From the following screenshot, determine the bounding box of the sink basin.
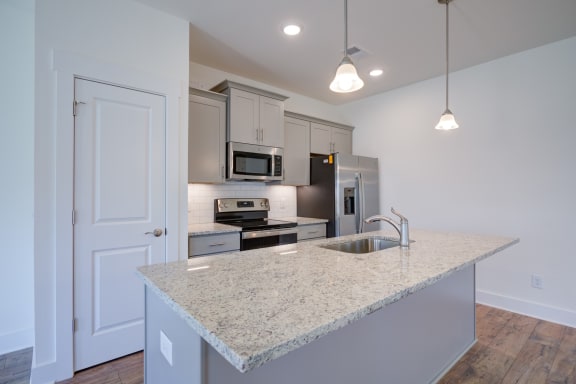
[320,236,401,254]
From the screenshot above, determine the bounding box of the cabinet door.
[188,95,226,183]
[332,127,352,154]
[297,223,326,241]
[283,117,310,186]
[260,96,285,147]
[310,122,332,155]
[229,88,259,144]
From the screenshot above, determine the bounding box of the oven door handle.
[241,228,297,240]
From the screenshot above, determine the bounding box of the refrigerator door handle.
[356,172,365,233]
[354,173,359,233]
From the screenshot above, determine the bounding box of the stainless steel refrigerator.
[297,153,380,238]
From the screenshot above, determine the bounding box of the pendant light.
[330,0,364,93]
[435,0,459,130]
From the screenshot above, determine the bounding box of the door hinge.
[73,100,86,117]
[72,209,76,225]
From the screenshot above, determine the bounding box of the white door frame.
[34,50,187,381]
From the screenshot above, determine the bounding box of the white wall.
[0,0,35,355]
[33,1,189,382]
[341,37,576,327]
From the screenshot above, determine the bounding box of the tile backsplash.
[188,183,297,224]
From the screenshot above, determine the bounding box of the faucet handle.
[391,207,408,223]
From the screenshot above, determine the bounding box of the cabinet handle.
[260,128,264,143]
[308,231,318,234]
[209,242,226,247]
[221,166,225,178]
[256,129,260,142]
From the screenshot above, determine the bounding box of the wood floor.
[2,305,574,384]
[56,351,143,384]
[438,304,576,384]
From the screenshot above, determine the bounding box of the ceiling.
[134,0,576,105]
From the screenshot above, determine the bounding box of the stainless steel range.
[214,198,297,251]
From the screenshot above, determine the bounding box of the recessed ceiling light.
[370,69,384,77]
[283,25,301,36]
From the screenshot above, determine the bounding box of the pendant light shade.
[330,0,364,93]
[330,56,364,93]
[435,0,459,130]
[435,109,459,130]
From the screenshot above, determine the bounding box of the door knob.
[145,228,163,237]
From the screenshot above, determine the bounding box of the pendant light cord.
[435,0,459,129]
[444,0,450,111]
[344,0,348,56]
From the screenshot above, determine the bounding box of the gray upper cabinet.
[283,114,310,186]
[331,126,353,154]
[211,80,288,148]
[310,122,353,155]
[188,88,227,183]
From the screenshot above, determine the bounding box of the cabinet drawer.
[189,233,240,257]
[297,224,326,241]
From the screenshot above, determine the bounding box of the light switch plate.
[160,330,173,366]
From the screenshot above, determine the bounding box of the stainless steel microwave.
[227,142,283,181]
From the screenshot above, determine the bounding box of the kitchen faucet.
[364,208,410,248]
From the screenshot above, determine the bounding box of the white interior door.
[73,78,166,370]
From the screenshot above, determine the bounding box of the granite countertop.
[137,229,518,373]
[187,222,241,236]
[277,216,328,225]
[187,217,327,236]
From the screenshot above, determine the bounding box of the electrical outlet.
[160,330,173,366]
[531,274,543,289]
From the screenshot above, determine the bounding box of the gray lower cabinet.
[188,88,227,183]
[188,233,240,257]
[283,115,310,186]
[297,223,326,242]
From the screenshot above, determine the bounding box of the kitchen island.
[137,229,518,384]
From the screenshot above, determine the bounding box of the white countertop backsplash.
[187,183,297,224]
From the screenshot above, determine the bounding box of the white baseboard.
[477,290,576,328]
[0,328,33,355]
[30,360,58,384]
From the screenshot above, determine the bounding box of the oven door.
[241,228,297,251]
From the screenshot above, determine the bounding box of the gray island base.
[138,229,518,384]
